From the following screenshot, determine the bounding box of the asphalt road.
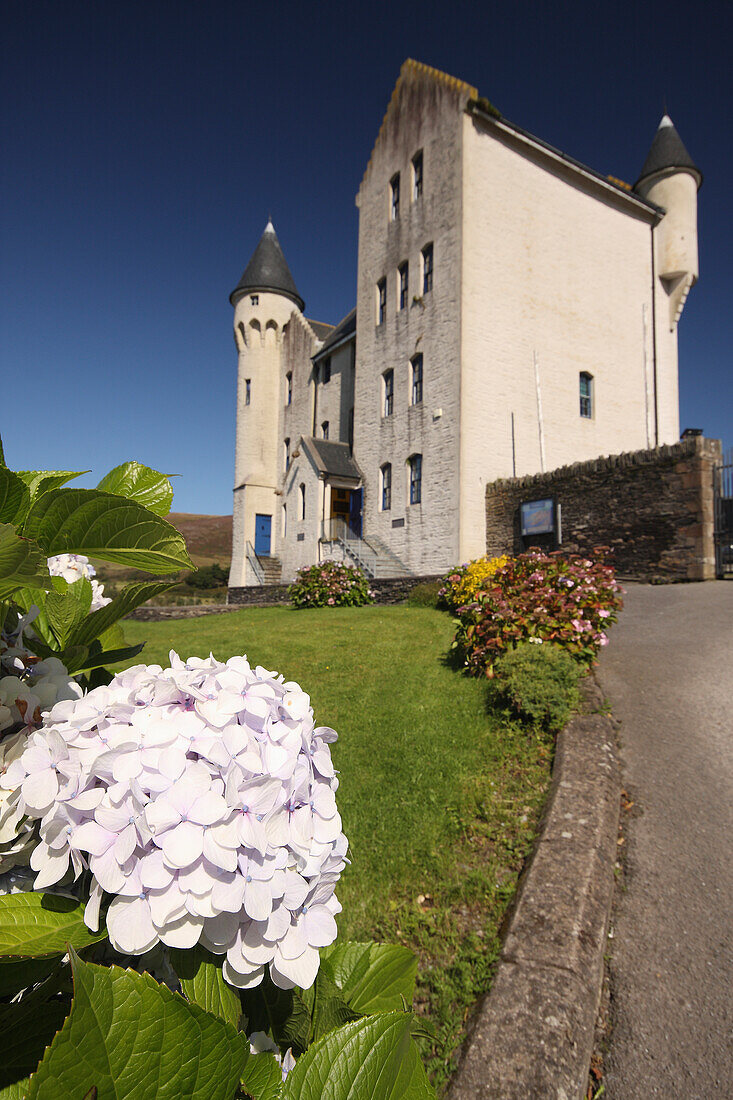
[596,581,733,1098]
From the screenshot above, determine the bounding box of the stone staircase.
[258,556,282,584]
[362,535,412,578]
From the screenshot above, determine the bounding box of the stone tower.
[636,115,702,328]
[228,221,305,587]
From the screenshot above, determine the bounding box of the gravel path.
[597,581,733,1098]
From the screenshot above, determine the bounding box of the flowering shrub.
[439,555,510,610]
[452,550,623,675]
[289,560,373,609]
[47,552,112,611]
[2,651,346,991]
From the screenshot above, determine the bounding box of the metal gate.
[713,447,733,578]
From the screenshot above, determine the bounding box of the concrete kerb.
[447,678,620,1100]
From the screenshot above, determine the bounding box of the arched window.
[321,421,329,440]
[380,463,392,511]
[408,454,422,505]
[299,483,306,521]
[284,438,290,473]
[286,372,292,405]
[579,372,593,418]
[282,504,287,538]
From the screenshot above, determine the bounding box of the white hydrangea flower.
[47,553,112,611]
[1,653,347,991]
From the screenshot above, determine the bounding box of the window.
[299,483,306,520]
[390,173,400,220]
[409,454,422,505]
[323,357,331,384]
[377,278,387,325]
[245,379,251,405]
[321,421,329,440]
[282,504,287,538]
[412,151,423,200]
[381,463,392,511]
[250,295,259,306]
[579,372,593,418]
[422,244,433,294]
[284,438,290,473]
[398,262,409,311]
[411,354,423,405]
[286,372,292,405]
[383,369,394,417]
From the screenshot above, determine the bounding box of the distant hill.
[166,513,232,568]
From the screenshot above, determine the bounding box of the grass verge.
[118,605,554,1093]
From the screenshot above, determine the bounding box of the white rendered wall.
[460,115,662,561]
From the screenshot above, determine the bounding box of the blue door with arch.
[255,513,271,557]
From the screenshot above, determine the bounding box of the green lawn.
[119,605,554,1092]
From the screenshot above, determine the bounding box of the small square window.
[390,173,400,221]
[411,355,423,405]
[381,463,392,511]
[250,295,259,306]
[245,379,251,405]
[377,278,387,325]
[383,370,394,417]
[412,151,423,200]
[323,358,331,384]
[409,454,422,505]
[579,372,593,418]
[398,262,409,311]
[422,244,433,294]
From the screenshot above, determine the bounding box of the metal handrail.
[246,541,265,585]
[320,519,378,577]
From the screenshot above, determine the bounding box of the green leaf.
[0,469,31,525]
[28,954,248,1100]
[44,590,89,647]
[0,434,5,466]
[0,1078,30,1099]
[14,472,87,517]
[240,1052,284,1100]
[240,972,312,1056]
[65,641,144,676]
[322,942,418,1015]
[0,893,107,958]
[0,996,69,1088]
[169,944,242,1030]
[0,525,52,600]
[64,581,175,649]
[281,1012,435,1100]
[308,959,361,1043]
[95,462,174,517]
[22,489,193,574]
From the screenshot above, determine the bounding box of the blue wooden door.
[254,513,271,556]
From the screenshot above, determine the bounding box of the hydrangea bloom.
[1,652,347,991]
[47,553,111,612]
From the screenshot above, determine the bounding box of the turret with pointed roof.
[636,115,702,190]
[230,221,305,311]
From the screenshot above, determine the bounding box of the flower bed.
[288,561,373,609]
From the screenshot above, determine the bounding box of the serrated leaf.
[22,489,193,574]
[0,997,69,1088]
[0,893,107,958]
[308,959,361,1043]
[66,641,144,676]
[64,580,175,649]
[322,942,417,1014]
[14,472,87,517]
[0,468,30,525]
[240,972,312,1056]
[28,954,248,1100]
[45,590,89,647]
[281,1012,435,1100]
[240,1052,284,1100]
[95,462,174,517]
[170,944,242,1030]
[0,525,52,600]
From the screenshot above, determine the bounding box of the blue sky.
[2,0,730,515]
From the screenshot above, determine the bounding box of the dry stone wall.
[485,436,721,581]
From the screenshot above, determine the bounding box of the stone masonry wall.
[485,436,721,581]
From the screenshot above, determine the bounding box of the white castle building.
[228,59,701,588]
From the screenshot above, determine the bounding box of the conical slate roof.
[636,115,701,189]
[229,221,305,310]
